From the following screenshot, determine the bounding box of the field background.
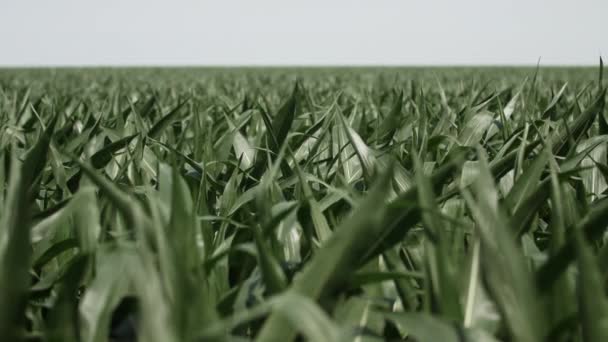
[1,67,607,342]
[0,66,599,90]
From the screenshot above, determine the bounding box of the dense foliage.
[1,66,607,341]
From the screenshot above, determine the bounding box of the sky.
[1,0,607,66]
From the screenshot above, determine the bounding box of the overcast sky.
[1,0,606,66]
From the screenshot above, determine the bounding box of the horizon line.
[0,63,601,69]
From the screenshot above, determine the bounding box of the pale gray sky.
[1,0,606,66]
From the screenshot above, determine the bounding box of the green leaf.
[256,167,394,341]
[537,196,608,291]
[90,133,139,169]
[413,154,461,321]
[458,111,493,146]
[147,99,189,139]
[546,152,577,329]
[79,247,134,342]
[383,312,459,342]
[461,148,547,342]
[46,255,89,342]
[0,116,57,340]
[573,225,608,341]
[504,149,549,214]
[375,90,403,145]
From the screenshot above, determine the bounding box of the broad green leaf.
[383,312,459,342]
[458,111,493,146]
[414,155,461,321]
[147,99,189,139]
[0,116,57,340]
[573,226,608,342]
[256,167,393,341]
[461,148,547,342]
